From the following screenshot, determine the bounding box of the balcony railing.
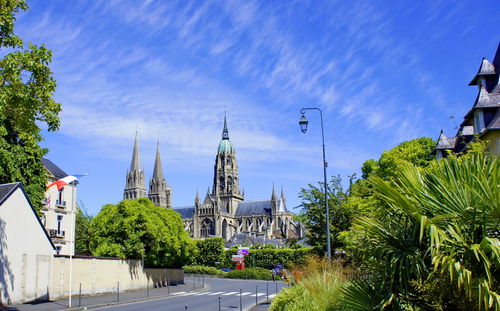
[49,229,65,238]
[55,200,66,208]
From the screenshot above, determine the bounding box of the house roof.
[0,182,56,250]
[173,206,195,218]
[469,58,497,85]
[433,130,457,151]
[42,158,68,179]
[235,200,272,216]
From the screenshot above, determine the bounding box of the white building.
[41,158,77,256]
[0,182,55,304]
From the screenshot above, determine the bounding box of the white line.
[194,292,210,296]
[269,294,276,298]
[207,291,225,296]
[222,292,238,296]
[240,292,252,296]
[171,291,187,295]
[256,293,266,297]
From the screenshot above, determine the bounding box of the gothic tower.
[212,116,243,214]
[124,132,147,200]
[148,142,172,208]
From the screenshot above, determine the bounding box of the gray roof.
[173,207,195,218]
[235,200,272,216]
[472,87,500,109]
[0,182,19,204]
[486,109,500,130]
[460,125,474,136]
[434,131,456,150]
[42,158,68,179]
[469,58,496,85]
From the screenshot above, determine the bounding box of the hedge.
[224,267,274,280]
[183,265,225,276]
[222,248,313,269]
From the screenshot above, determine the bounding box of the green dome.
[218,139,234,153]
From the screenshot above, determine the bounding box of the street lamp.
[299,107,331,260]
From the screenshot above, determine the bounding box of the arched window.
[222,219,228,240]
[200,218,215,238]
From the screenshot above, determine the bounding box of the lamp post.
[299,107,331,260]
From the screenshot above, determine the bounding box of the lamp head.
[299,114,308,134]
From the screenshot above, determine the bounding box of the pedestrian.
[272,268,276,282]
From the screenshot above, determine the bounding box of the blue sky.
[16,0,500,215]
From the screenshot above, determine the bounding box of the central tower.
[212,116,243,214]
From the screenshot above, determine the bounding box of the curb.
[63,281,209,311]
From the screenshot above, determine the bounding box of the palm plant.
[341,154,499,310]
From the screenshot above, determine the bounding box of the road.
[93,277,286,311]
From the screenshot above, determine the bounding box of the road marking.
[256,293,266,296]
[240,292,252,296]
[208,291,225,296]
[194,291,210,295]
[172,291,187,295]
[222,291,238,296]
[269,294,276,298]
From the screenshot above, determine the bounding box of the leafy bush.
[224,267,274,280]
[191,238,225,266]
[183,265,225,276]
[222,248,313,269]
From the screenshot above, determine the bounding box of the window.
[474,110,485,133]
[58,189,64,202]
[57,215,63,233]
[55,246,61,255]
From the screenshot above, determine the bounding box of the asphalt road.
[93,277,286,311]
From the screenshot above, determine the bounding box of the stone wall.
[50,256,183,300]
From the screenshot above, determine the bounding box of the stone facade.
[173,117,298,242]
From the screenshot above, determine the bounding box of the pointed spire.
[271,182,277,201]
[152,141,164,179]
[222,114,229,140]
[281,185,285,201]
[195,189,200,204]
[130,131,141,172]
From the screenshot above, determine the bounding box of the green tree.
[0,0,61,212]
[75,207,93,255]
[299,175,350,254]
[341,154,500,310]
[89,198,195,268]
[192,237,225,266]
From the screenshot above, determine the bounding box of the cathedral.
[123,117,299,243]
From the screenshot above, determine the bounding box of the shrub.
[191,238,225,266]
[183,265,225,276]
[222,248,313,269]
[224,267,274,280]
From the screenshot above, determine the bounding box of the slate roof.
[235,200,272,216]
[472,87,500,109]
[173,206,195,218]
[469,58,497,85]
[0,182,19,204]
[42,158,68,179]
[460,125,474,136]
[434,131,457,150]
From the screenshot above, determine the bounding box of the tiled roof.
[472,87,500,109]
[0,182,20,204]
[469,58,496,85]
[42,158,68,179]
[173,207,195,218]
[235,200,272,216]
[434,131,457,150]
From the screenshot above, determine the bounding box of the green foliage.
[342,154,500,310]
[75,207,93,255]
[182,265,225,276]
[0,0,61,212]
[191,237,225,266]
[89,198,196,268]
[224,267,274,280]
[222,248,313,269]
[299,175,350,253]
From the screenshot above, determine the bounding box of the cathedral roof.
[173,206,195,218]
[235,200,272,216]
[218,139,234,154]
[130,132,142,172]
[152,142,165,180]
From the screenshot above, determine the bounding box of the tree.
[299,175,350,254]
[341,154,500,310]
[0,0,61,212]
[75,207,93,255]
[89,198,195,268]
[192,237,225,267]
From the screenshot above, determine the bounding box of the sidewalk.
[4,279,206,311]
[249,301,271,311]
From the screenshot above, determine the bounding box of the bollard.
[78,283,82,307]
[117,282,120,302]
[266,282,269,302]
[239,289,242,311]
[275,281,278,294]
[203,274,205,287]
[185,305,188,310]
[146,280,149,297]
[255,285,258,305]
[167,279,170,295]
[218,296,221,311]
[193,276,195,290]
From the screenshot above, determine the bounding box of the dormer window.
[473,110,485,133]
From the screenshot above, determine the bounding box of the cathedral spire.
[130,131,141,172]
[195,189,200,205]
[222,115,229,140]
[271,182,277,201]
[152,141,163,179]
[281,185,285,203]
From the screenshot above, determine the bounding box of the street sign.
[237,249,249,255]
[232,255,244,258]
[232,257,244,261]
[237,247,250,250]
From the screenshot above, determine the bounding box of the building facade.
[433,43,500,157]
[173,117,298,242]
[41,158,77,256]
